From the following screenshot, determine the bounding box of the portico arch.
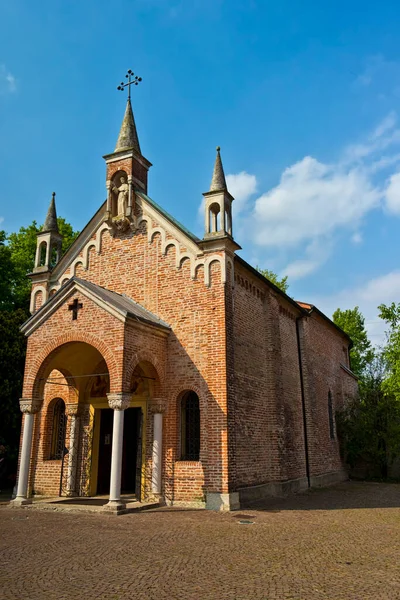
[23,332,119,400]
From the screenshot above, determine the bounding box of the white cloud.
[252,156,380,248]
[0,65,16,94]
[313,271,400,346]
[226,171,257,215]
[385,172,400,215]
[351,232,363,245]
[224,111,400,279]
[283,238,333,280]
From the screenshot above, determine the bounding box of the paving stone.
[1,481,400,600]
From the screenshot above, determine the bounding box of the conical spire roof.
[42,192,59,233]
[209,146,227,192]
[115,98,141,153]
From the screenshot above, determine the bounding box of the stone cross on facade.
[68,298,83,320]
[117,69,142,101]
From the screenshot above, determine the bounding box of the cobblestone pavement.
[1,481,400,600]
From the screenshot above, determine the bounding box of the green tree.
[0,231,18,311]
[0,309,27,462]
[377,302,400,401]
[7,218,79,310]
[256,267,289,293]
[0,218,79,469]
[332,306,374,378]
[336,353,400,479]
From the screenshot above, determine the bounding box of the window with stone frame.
[50,398,67,460]
[328,390,335,440]
[180,391,200,461]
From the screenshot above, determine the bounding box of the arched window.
[39,241,47,266]
[50,399,67,460]
[181,391,200,460]
[209,203,221,234]
[328,390,335,440]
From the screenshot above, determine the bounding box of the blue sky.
[2,0,400,342]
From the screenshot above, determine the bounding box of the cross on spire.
[117,69,142,101]
[68,298,83,321]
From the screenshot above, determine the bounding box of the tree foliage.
[377,302,400,402]
[7,218,79,310]
[0,218,79,466]
[0,309,27,459]
[336,354,400,479]
[332,306,374,378]
[0,231,18,311]
[256,267,289,293]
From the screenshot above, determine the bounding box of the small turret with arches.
[34,192,63,272]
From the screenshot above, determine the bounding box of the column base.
[103,500,126,514]
[65,491,78,497]
[206,492,240,511]
[11,497,33,507]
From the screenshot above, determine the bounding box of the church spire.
[33,192,63,276]
[209,146,227,192]
[114,98,141,154]
[42,192,59,233]
[203,146,235,240]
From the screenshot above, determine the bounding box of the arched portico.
[14,341,165,513]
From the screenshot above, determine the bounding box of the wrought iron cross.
[117,69,142,100]
[68,298,83,321]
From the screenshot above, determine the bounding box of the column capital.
[107,392,131,411]
[148,398,167,414]
[65,403,80,417]
[19,398,41,415]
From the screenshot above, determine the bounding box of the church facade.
[13,95,358,512]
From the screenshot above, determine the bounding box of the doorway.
[96,407,143,496]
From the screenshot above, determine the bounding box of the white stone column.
[106,180,112,214]
[127,175,133,216]
[104,393,131,512]
[66,404,80,497]
[13,398,41,506]
[149,399,166,496]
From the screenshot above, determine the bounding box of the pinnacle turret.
[114,98,141,154]
[42,192,59,233]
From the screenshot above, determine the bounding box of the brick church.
[13,88,358,512]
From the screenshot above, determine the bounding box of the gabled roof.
[295,300,352,345]
[21,277,170,337]
[136,191,201,243]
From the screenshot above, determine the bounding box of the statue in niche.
[111,174,129,217]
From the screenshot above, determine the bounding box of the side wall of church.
[298,312,358,482]
[231,263,307,491]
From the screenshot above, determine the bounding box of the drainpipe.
[296,316,311,488]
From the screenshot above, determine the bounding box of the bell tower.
[33,192,63,273]
[203,147,234,239]
[103,70,152,232]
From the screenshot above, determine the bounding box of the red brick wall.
[231,263,306,489]
[298,312,358,479]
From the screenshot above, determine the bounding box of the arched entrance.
[16,339,164,510]
[26,341,112,499]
